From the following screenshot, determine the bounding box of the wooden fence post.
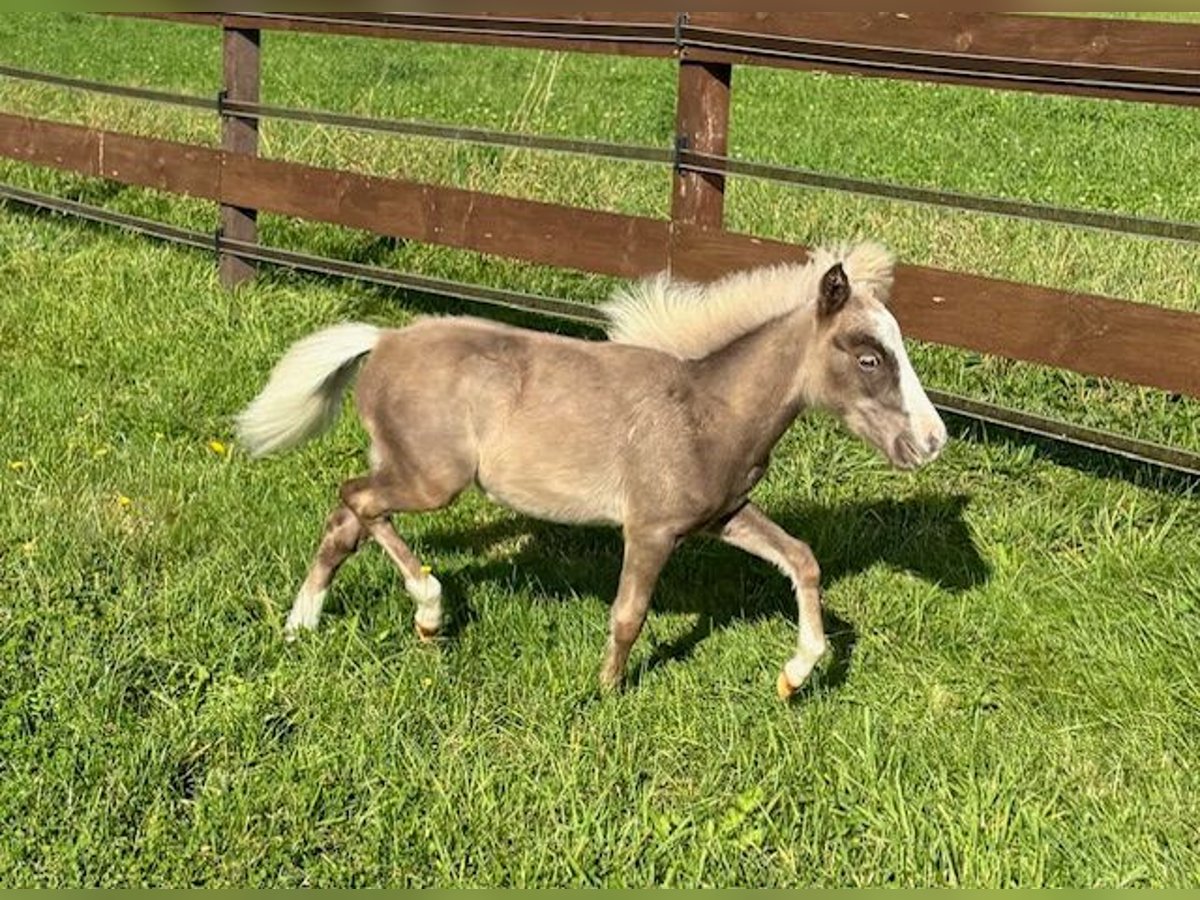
[219,22,260,288]
[670,55,732,230]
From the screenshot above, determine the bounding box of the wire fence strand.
[3,60,1197,245]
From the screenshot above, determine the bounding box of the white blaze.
[871,307,947,459]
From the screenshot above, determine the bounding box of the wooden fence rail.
[4,109,1199,398]
[129,12,1200,105]
[2,12,1200,470]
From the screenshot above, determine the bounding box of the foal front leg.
[599,527,675,691]
[719,503,827,700]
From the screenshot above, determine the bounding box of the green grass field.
[2,13,1199,888]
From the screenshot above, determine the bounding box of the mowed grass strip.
[1,13,1199,888]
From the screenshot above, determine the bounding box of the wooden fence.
[2,13,1199,472]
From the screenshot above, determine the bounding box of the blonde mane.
[603,241,895,360]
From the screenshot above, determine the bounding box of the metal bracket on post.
[214,89,228,275]
[674,12,688,57]
[673,134,690,175]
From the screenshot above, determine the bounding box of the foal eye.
[857,354,879,371]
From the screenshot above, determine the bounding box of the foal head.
[806,257,947,470]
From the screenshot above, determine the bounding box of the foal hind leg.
[719,502,827,700]
[286,505,365,638]
[340,472,465,641]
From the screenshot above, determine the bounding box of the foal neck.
[689,306,818,453]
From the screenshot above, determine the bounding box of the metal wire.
[0,60,672,167]
[0,63,217,111]
[220,99,674,167]
[677,150,1200,245]
[0,182,606,326]
[2,180,1196,479]
[0,182,214,248]
[220,237,610,327]
[682,27,1200,100]
[4,56,1195,246]
[229,12,679,47]
[219,100,1200,248]
[683,23,1200,84]
[133,13,1200,100]
[926,391,1200,479]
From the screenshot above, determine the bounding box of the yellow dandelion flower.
[117,494,133,508]
[7,460,26,472]
[421,677,433,688]
[208,439,228,456]
[420,565,432,576]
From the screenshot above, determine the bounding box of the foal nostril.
[926,430,946,456]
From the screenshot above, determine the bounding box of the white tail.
[236,322,381,458]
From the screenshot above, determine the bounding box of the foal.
[237,242,946,698]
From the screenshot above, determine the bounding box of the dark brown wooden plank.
[686,13,1200,105]
[98,132,221,198]
[0,112,221,197]
[690,13,1200,72]
[4,112,1197,397]
[669,223,1200,397]
[891,266,1200,398]
[668,221,804,281]
[671,59,731,229]
[220,24,261,287]
[218,154,669,279]
[126,12,1200,75]
[0,113,101,177]
[119,12,678,59]
[120,12,1200,106]
[0,114,666,278]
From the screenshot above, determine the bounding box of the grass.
[1,12,1200,888]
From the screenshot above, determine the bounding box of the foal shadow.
[417,492,989,696]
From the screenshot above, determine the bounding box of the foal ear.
[818,263,850,318]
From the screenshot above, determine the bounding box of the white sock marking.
[284,585,326,640]
[405,573,443,634]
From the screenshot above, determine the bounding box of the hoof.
[283,617,315,643]
[414,622,440,644]
[776,670,798,701]
[597,668,624,694]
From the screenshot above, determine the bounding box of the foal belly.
[476,460,623,526]
[471,374,628,526]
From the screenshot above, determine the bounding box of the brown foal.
[237,242,946,697]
